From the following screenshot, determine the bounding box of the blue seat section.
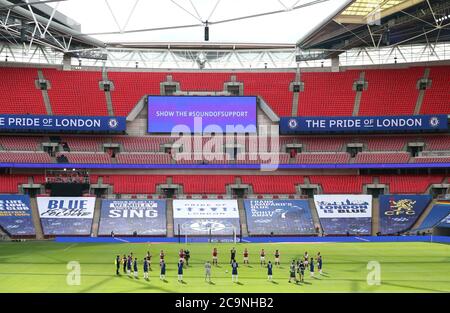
[320,218,371,235]
[415,202,450,230]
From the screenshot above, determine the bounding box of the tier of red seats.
[379,175,444,193]
[236,72,295,116]
[294,152,350,164]
[43,69,108,116]
[102,175,167,194]
[116,153,172,164]
[0,175,30,193]
[358,67,423,116]
[309,175,373,194]
[0,151,52,163]
[57,152,111,164]
[298,71,358,116]
[0,136,43,151]
[171,72,231,91]
[420,66,450,114]
[172,175,235,194]
[424,135,450,151]
[354,152,410,163]
[0,68,46,114]
[108,72,166,116]
[240,175,304,194]
[412,156,450,163]
[62,136,105,152]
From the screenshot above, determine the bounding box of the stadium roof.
[298,0,450,57]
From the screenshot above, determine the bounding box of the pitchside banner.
[0,114,126,132]
[37,197,95,235]
[379,195,431,234]
[99,200,166,235]
[147,96,257,133]
[173,199,240,235]
[280,115,448,134]
[314,195,372,218]
[244,199,315,235]
[0,195,35,236]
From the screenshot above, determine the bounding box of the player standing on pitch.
[122,254,127,274]
[160,259,166,280]
[159,250,165,264]
[274,250,280,267]
[115,255,120,275]
[267,261,273,281]
[146,251,152,270]
[212,247,218,266]
[317,252,323,275]
[230,247,236,264]
[288,260,296,283]
[143,257,149,280]
[126,255,132,276]
[204,261,212,283]
[231,259,239,283]
[133,258,138,279]
[309,257,315,277]
[184,249,191,267]
[243,248,249,264]
[260,248,266,266]
[177,259,184,282]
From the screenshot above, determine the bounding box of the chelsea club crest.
[108,118,119,129]
[429,117,439,128]
[288,119,298,129]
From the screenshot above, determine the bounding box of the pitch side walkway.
[55,235,450,244]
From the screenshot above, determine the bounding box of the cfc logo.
[288,119,298,129]
[429,117,440,128]
[108,118,119,129]
[385,199,416,216]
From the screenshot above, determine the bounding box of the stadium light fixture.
[204,20,209,41]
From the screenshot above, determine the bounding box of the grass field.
[0,241,449,293]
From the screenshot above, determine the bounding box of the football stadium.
[0,0,449,298]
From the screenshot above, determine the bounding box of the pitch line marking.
[354,237,370,242]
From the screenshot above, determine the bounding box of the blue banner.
[280,115,448,134]
[244,200,315,235]
[99,200,167,236]
[0,114,126,132]
[417,200,450,229]
[379,195,431,234]
[0,195,35,236]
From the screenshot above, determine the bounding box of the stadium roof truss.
[297,0,450,61]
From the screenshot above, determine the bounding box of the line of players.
[115,247,323,283]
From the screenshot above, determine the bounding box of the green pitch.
[0,241,449,293]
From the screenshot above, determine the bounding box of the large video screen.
[147,96,257,133]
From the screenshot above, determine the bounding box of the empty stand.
[298,71,358,116]
[171,72,230,91]
[294,152,350,164]
[172,175,234,194]
[43,69,108,116]
[236,72,295,116]
[104,175,167,194]
[379,175,444,193]
[0,136,43,151]
[354,152,410,163]
[116,152,172,164]
[359,67,423,116]
[0,151,52,163]
[108,72,166,116]
[420,66,450,114]
[309,175,373,194]
[0,68,46,114]
[62,136,105,152]
[57,152,110,164]
[0,175,29,193]
[241,175,303,194]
